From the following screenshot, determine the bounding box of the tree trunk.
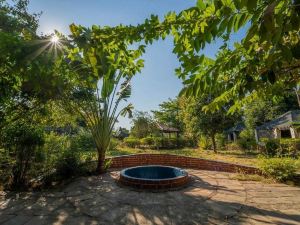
[211,134,217,153]
[96,151,106,174]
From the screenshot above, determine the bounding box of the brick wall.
[108,154,260,174]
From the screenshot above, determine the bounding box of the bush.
[108,138,119,151]
[0,122,45,189]
[216,133,226,150]
[70,130,95,152]
[260,138,300,157]
[198,136,211,150]
[258,157,298,181]
[279,138,300,157]
[140,137,154,146]
[153,137,163,149]
[237,130,257,150]
[55,150,81,178]
[226,142,241,151]
[182,137,196,148]
[123,137,140,148]
[162,137,177,149]
[261,139,280,157]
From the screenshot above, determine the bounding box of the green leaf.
[246,0,257,11]
[197,0,206,10]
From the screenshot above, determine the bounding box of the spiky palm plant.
[60,24,144,173]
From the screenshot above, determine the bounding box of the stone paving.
[0,169,300,225]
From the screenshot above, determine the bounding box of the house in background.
[156,123,180,138]
[255,110,300,142]
[226,123,245,142]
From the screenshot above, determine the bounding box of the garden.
[1,0,300,224]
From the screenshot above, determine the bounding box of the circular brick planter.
[118,165,190,190]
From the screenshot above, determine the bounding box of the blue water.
[124,166,184,179]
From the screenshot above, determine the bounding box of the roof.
[256,110,300,130]
[226,123,245,133]
[156,123,179,132]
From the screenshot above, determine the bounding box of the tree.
[0,0,66,130]
[179,95,238,152]
[244,93,299,131]
[152,98,183,132]
[130,111,156,138]
[59,24,145,173]
[178,0,300,113]
[69,0,300,113]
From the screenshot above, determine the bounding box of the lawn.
[79,147,300,171]
[106,147,260,166]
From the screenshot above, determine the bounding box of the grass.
[79,147,300,171]
[106,147,260,166]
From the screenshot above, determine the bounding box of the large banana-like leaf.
[116,78,132,101]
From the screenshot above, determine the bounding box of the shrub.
[70,130,95,152]
[279,138,300,157]
[182,137,196,148]
[55,150,81,178]
[140,137,154,146]
[108,138,119,151]
[237,130,257,150]
[216,133,226,150]
[123,137,140,148]
[261,139,280,157]
[153,137,163,149]
[0,122,45,189]
[198,136,211,150]
[226,142,240,151]
[162,137,177,149]
[258,157,298,181]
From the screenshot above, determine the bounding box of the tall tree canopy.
[179,95,239,152]
[69,0,300,112]
[152,98,183,131]
[0,0,65,129]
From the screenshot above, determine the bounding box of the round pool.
[118,165,190,190]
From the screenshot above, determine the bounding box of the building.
[255,110,300,142]
[156,123,180,138]
[226,123,245,142]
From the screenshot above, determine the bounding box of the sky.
[26,0,246,129]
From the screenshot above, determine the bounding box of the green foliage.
[258,157,298,181]
[70,130,95,152]
[279,138,300,157]
[123,136,194,149]
[108,138,119,152]
[61,23,146,173]
[54,150,81,179]
[215,133,226,150]
[261,138,300,157]
[198,136,212,150]
[243,96,299,130]
[226,142,241,151]
[262,139,280,157]
[42,132,70,170]
[123,137,140,148]
[178,0,300,113]
[130,111,157,138]
[152,98,183,132]
[152,137,163,149]
[140,137,155,146]
[179,96,239,151]
[0,122,45,188]
[237,129,257,150]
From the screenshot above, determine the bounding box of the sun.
[50,35,59,43]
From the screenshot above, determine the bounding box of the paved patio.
[0,169,300,225]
